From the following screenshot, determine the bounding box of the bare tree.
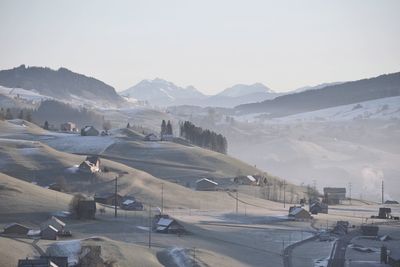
[102,120,112,132]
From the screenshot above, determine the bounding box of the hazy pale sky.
[0,0,399,94]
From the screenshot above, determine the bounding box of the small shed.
[144,133,158,141]
[288,207,312,221]
[3,223,30,235]
[41,225,58,240]
[41,216,66,232]
[81,126,99,136]
[195,178,218,191]
[389,249,400,267]
[77,200,96,219]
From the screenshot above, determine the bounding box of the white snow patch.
[65,165,80,174]
[46,239,81,266]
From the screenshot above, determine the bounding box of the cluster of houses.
[3,216,69,241]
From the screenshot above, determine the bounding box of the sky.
[0,0,399,94]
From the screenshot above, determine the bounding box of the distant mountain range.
[236,72,400,117]
[121,79,280,107]
[0,65,125,107]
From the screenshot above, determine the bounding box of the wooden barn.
[195,178,218,191]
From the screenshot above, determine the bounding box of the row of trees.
[161,120,173,136]
[0,107,32,122]
[179,121,228,154]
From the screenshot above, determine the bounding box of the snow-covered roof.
[43,224,58,232]
[196,178,218,185]
[158,218,174,227]
[246,175,256,182]
[123,199,135,205]
[289,207,306,216]
[27,229,41,236]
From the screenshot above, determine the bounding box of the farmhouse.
[144,133,158,141]
[60,122,77,132]
[288,207,312,221]
[323,187,346,205]
[77,200,96,219]
[309,201,328,214]
[41,225,58,240]
[234,175,257,185]
[79,156,101,173]
[41,216,66,232]
[94,192,123,206]
[81,126,99,136]
[195,178,218,191]
[121,199,144,210]
[3,223,30,235]
[155,217,184,234]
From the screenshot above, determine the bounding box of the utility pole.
[382,180,384,204]
[348,182,352,205]
[148,204,152,248]
[114,176,118,218]
[236,191,239,214]
[193,247,196,266]
[283,180,286,208]
[161,183,164,215]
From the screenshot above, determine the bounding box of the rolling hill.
[236,72,400,117]
[0,65,125,107]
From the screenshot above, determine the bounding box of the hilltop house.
[195,178,218,191]
[77,200,96,219]
[79,156,101,173]
[81,126,99,136]
[144,133,158,141]
[323,187,346,205]
[3,223,30,235]
[60,122,77,132]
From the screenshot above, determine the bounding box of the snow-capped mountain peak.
[217,83,274,97]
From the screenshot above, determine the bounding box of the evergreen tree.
[161,120,167,136]
[0,108,4,120]
[5,108,13,120]
[44,120,49,130]
[25,111,32,122]
[126,122,130,128]
[166,120,173,135]
[18,110,24,119]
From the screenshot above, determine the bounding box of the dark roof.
[18,258,53,267]
[323,187,346,194]
[86,156,100,164]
